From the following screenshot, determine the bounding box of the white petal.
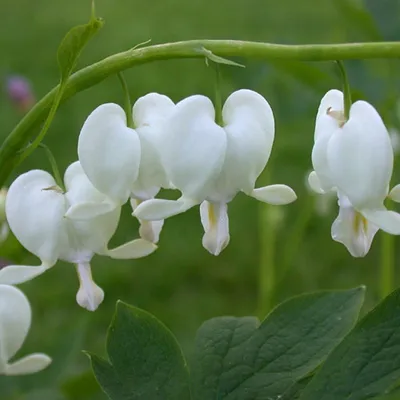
[133,93,175,125]
[200,201,230,256]
[65,201,118,220]
[219,90,274,196]
[161,95,227,200]
[5,354,51,375]
[307,171,326,194]
[389,184,400,203]
[131,198,164,244]
[331,203,379,257]
[6,170,67,265]
[328,101,393,208]
[78,103,141,204]
[133,197,197,221]
[250,184,297,205]
[0,285,31,364]
[0,264,50,285]
[75,262,104,312]
[64,161,115,207]
[361,208,400,235]
[132,94,175,193]
[314,89,343,141]
[103,238,157,259]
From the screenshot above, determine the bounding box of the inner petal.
[75,262,104,312]
[200,201,230,256]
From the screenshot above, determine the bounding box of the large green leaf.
[89,301,191,400]
[300,288,400,400]
[191,287,365,400]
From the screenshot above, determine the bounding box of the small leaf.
[300,288,400,400]
[89,302,191,400]
[15,4,103,166]
[196,47,245,68]
[191,287,365,400]
[57,5,104,84]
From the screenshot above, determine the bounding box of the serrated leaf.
[89,302,191,400]
[196,47,245,68]
[300,288,400,400]
[191,287,365,400]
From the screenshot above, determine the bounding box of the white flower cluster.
[0,89,296,311]
[0,87,399,315]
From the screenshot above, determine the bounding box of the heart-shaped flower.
[134,89,297,255]
[0,162,156,310]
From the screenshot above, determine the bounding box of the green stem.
[380,232,395,299]
[117,72,134,128]
[38,143,65,191]
[336,60,352,119]
[2,40,400,184]
[258,202,277,318]
[213,63,223,126]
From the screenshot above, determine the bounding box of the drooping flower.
[308,89,400,257]
[0,284,51,375]
[134,89,297,255]
[0,162,156,311]
[73,93,175,243]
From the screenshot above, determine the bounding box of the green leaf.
[89,301,191,400]
[281,375,313,400]
[191,287,365,400]
[196,46,245,68]
[57,5,103,84]
[300,288,400,400]
[15,3,103,167]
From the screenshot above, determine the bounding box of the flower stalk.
[2,40,400,185]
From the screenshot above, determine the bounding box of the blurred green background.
[1,0,400,398]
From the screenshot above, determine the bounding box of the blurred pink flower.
[5,75,35,113]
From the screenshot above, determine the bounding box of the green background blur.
[1,0,400,398]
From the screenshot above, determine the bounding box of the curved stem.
[117,72,134,128]
[2,40,400,185]
[336,60,352,119]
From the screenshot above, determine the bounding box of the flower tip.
[76,283,104,312]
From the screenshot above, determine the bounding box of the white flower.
[134,89,297,255]
[72,93,175,243]
[309,89,400,257]
[0,162,156,311]
[0,284,51,375]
